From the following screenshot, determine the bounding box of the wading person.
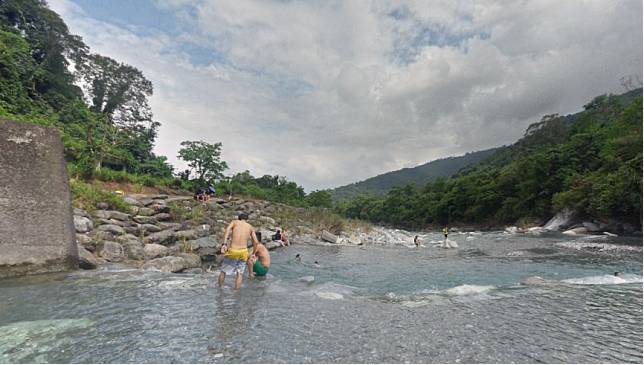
[443,226,449,243]
[247,232,271,278]
[218,213,259,289]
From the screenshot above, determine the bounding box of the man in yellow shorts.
[218,213,260,289]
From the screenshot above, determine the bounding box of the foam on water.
[561,274,643,285]
[556,241,643,252]
[444,284,496,296]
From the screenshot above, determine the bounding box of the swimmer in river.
[247,232,270,278]
[295,254,302,262]
[614,272,623,277]
[414,235,420,248]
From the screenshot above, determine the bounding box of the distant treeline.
[336,90,643,229]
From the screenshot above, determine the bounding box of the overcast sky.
[49,0,642,191]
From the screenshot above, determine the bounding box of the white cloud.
[49,0,642,191]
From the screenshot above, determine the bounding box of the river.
[0,230,642,363]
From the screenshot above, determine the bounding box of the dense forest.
[330,147,502,201]
[0,0,319,207]
[337,89,643,229]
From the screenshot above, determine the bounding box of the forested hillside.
[330,147,502,201]
[338,89,643,229]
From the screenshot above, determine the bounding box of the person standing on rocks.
[218,213,260,289]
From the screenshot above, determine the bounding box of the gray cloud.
[49,0,642,191]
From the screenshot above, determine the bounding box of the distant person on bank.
[218,213,259,289]
[247,232,271,278]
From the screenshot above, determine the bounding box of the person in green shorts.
[247,232,270,278]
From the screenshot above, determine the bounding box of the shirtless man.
[247,232,270,278]
[218,213,259,289]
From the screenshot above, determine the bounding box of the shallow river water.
[1,231,642,363]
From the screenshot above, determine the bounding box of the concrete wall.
[0,118,78,278]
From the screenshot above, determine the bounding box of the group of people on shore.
[217,213,291,289]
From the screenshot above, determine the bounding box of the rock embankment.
[73,194,371,273]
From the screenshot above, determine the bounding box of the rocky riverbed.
[72,194,381,273]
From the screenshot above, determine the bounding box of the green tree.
[306,190,333,208]
[177,141,228,183]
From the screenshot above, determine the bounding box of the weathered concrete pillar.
[0,119,78,278]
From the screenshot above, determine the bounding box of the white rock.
[73,215,93,233]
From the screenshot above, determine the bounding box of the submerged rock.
[299,276,315,284]
[141,256,187,273]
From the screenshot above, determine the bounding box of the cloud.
[49,0,642,191]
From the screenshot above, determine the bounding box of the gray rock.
[97,241,124,262]
[151,203,170,214]
[123,196,142,206]
[299,276,315,284]
[141,256,187,273]
[176,230,198,241]
[129,206,140,215]
[152,194,168,200]
[137,207,155,216]
[145,230,176,245]
[97,202,109,210]
[124,226,141,235]
[98,218,130,227]
[133,215,157,224]
[76,233,93,248]
[543,208,575,231]
[195,224,211,237]
[77,245,97,269]
[321,230,339,243]
[115,234,140,244]
[144,243,169,259]
[183,268,203,274]
[582,222,600,232]
[192,236,218,249]
[154,213,172,221]
[563,227,589,235]
[159,222,182,231]
[139,224,162,234]
[73,208,90,218]
[166,196,192,204]
[92,230,115,242]
[109,211,130,221]
[97,224,125,235]
[93,210,111,219]
[140,198,154,206]
[122,241,145,260]
[73,215,93,233]
[177,253,201,268]
[265,241,284,250]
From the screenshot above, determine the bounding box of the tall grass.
[70,179,129,212]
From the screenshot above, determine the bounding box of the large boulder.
[73,208,90,218]
[73,215,93,233]
[582,222,600,232]
[177,253,201,268]
[543,209,575,231]
[97,241,125,262]
[321,230,339,243]
[77,245,97,269]
[141,256,187,273]
[97,224,125,236]
[144,243,169,259]
[145,230,176,245]
[122,241,145,260]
